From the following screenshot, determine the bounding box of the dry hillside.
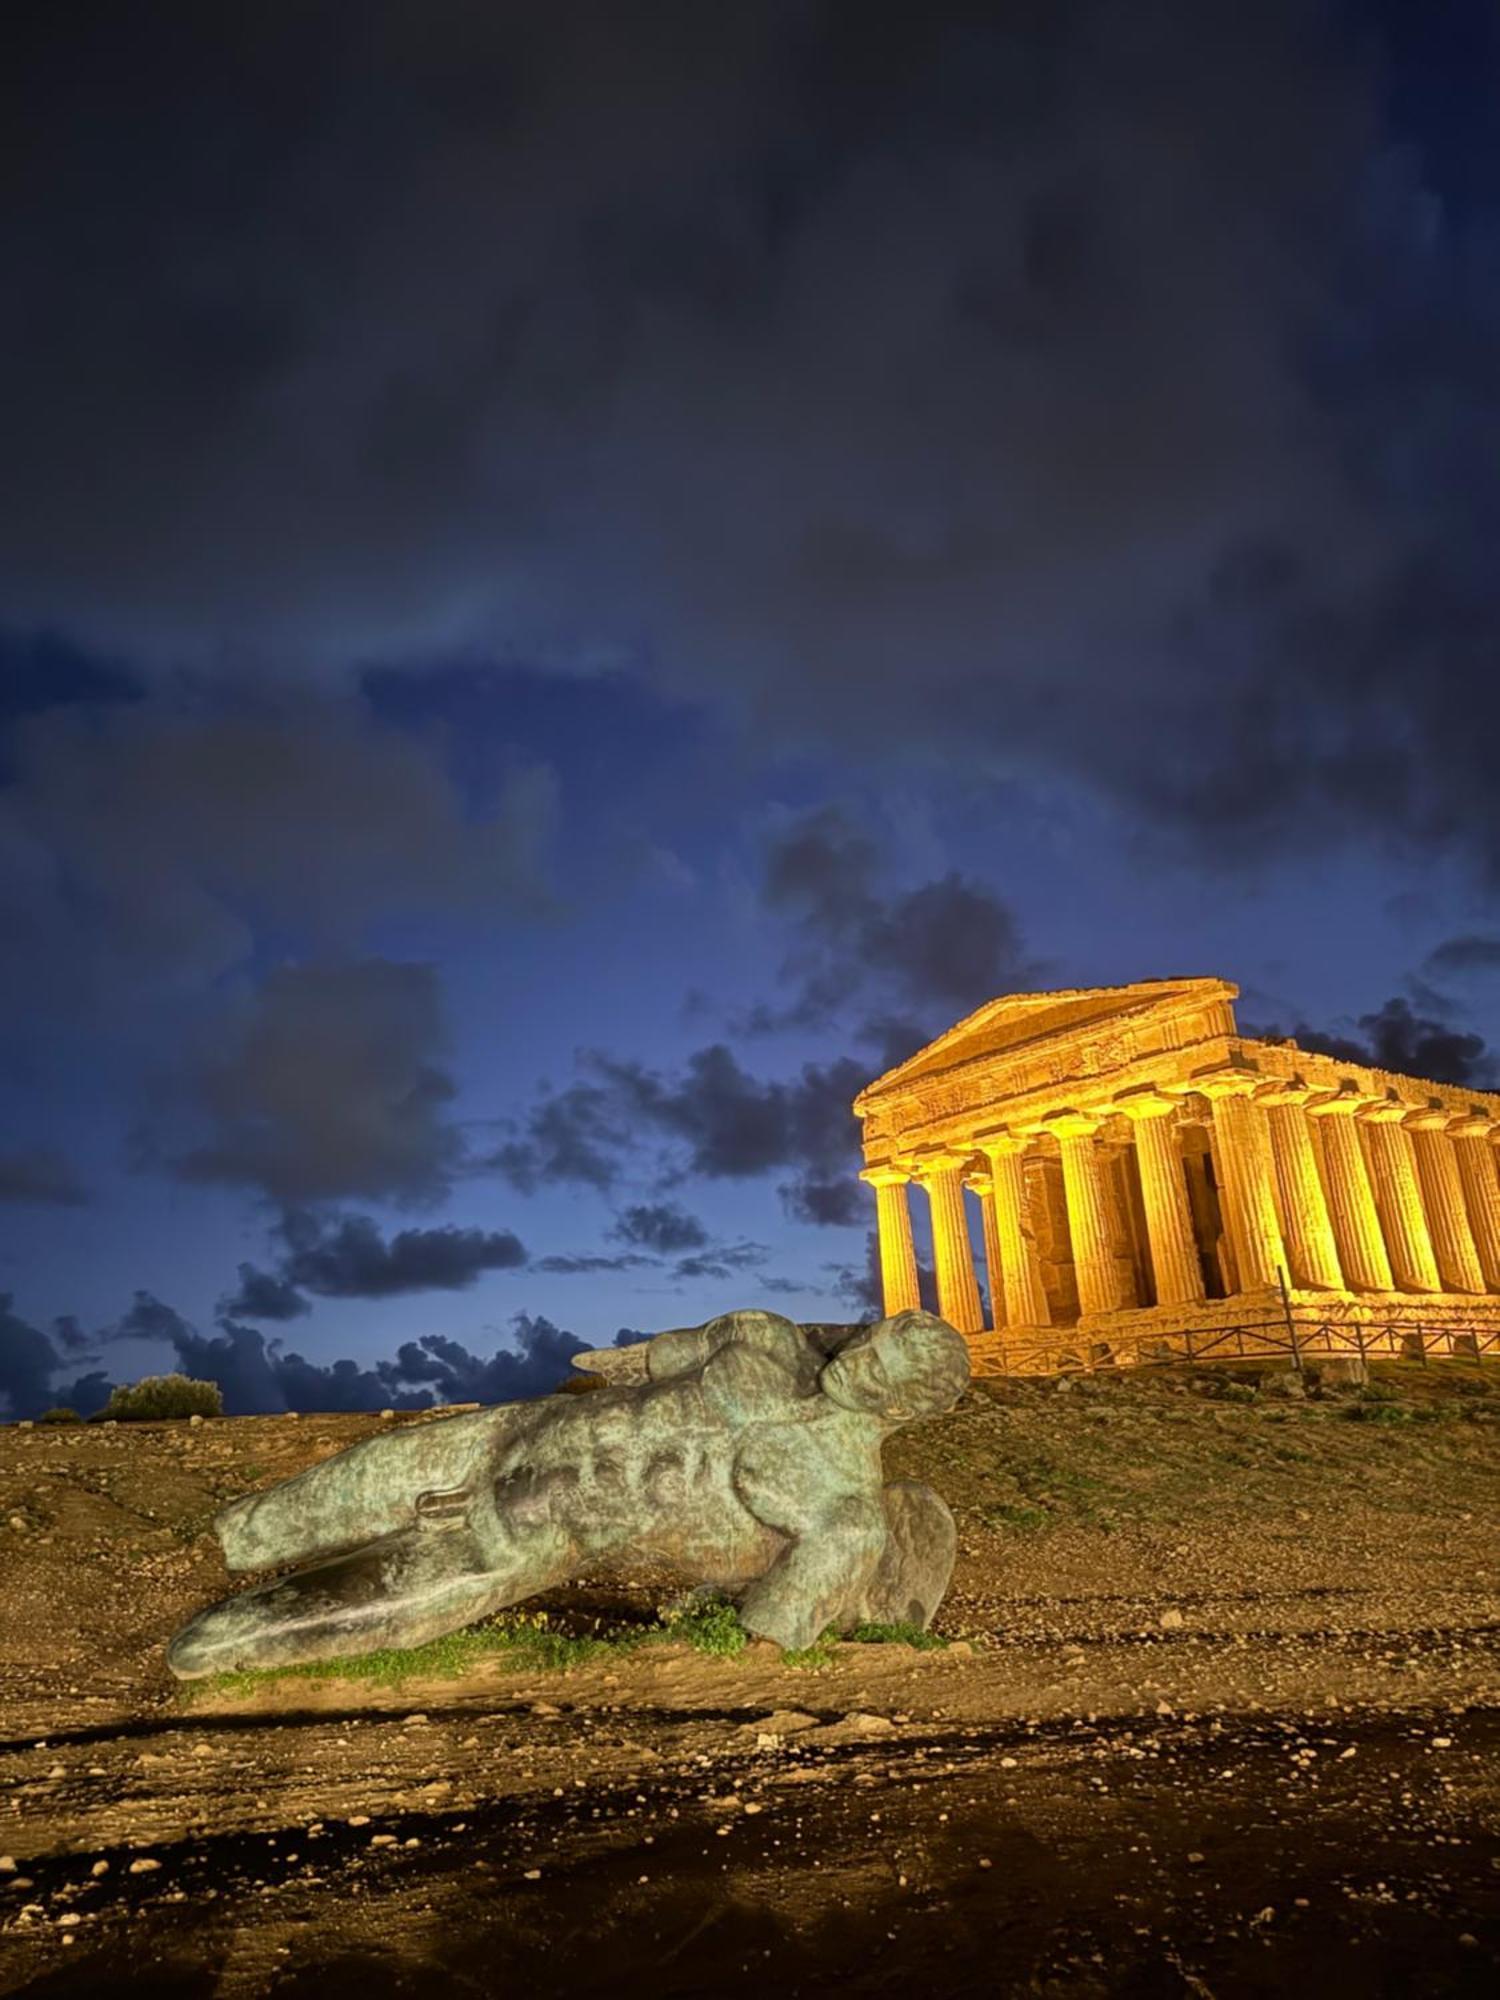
[2,1357,1498,1995]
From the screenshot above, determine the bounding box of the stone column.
[974,1130,1051,1329]
[1405,1108,1485,1294]
[1305,1089,1394,1292]
[860,1164,921,1316]
[1359,1100,1441,1293]
[1045,1111,1121,1319]
[912,1153,985,1335]
[1191,1070,1287,1294]
[1113,1087,1204,1306]
[1257,1080,1345,1290]
[1450,1116,1500,1292]
[966,1169,1006,1330]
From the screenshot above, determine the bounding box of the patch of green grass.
[180,1610,635,1700]
[780,1629,840,1669]
[180,1596,766,1702]
[848,1620,948,1651]
[660,1593,749,1657]
[1344,1400,1411,1425]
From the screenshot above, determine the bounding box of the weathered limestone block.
[167,1309,971,1677]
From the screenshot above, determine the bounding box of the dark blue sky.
[4,0,1500,1415]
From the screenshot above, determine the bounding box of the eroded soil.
[3,1362,1499,1994]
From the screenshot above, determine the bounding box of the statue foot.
[167,1524,504,1679]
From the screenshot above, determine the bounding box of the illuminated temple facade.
[854,980,1500,1371]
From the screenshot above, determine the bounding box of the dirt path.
[3,1683,1497,1996]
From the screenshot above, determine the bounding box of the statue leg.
[847,1480,957,1631]
[214,1406,515,1572]
[167,1510,572,1679]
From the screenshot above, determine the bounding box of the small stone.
[524,1868,542,1880]
[0,1858,15,1873]
[380,1409,396,1421]
[1431,1737,1453,1749]
[369,1834,396,1848]
[743,1800,764,1815]
[128,1858,160,1874]
[1187,1852,1205,1866]
[978,1858,992,1870]
[189,1414,204,1427]
[348,1815,370,1826]
[91,1861,108,1877]
[57,1913,81,1928]
[1159,1608,1184,1631]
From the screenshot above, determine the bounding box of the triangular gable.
[855,978,1238,1106]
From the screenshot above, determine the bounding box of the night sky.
[5,0,1500,1417]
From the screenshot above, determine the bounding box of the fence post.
[1278,1265,1302,1375]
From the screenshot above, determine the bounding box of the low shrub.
[103,1374,224,1422]
[38,1406,82,1424]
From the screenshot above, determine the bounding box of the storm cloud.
[1285,997,1496,1092]
[275,1208,527,1298]
[610,1203,709,1254]
[168,960,468,1205]
[0,690,555,1003]
[8,4,1498,875]
[749,805,1033,1040]
[216,1263,311,1323]
[0,1289,633,1418]
[0,1149,87,1207]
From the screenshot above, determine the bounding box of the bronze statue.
[168,1307,969,1676]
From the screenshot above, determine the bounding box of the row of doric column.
[862,1069,1500,1336]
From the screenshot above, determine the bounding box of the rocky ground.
[2,1357,1499,1995]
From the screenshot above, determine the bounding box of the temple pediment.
[854,978,1239,1112]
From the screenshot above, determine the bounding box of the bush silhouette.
[103,1374,224,1422]
[38,1406,82,1425]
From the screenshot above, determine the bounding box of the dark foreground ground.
[3,1359,1499,1995]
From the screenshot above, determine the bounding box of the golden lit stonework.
[854,979,1500,1373]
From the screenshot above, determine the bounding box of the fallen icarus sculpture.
[168,1307,970,1676]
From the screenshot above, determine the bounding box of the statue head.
[819,1310,970,1422]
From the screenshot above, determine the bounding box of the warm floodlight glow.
[852,979,1500,1375]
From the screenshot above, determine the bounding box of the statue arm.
[646,1311,817,1388]
[644,1325,718,1382]
[734,1490,888,1653]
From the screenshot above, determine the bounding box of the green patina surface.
[169,1310,970,1679]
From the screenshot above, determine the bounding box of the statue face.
[820,1311,969,1421]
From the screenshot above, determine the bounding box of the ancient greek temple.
[854,979,1500,1369]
